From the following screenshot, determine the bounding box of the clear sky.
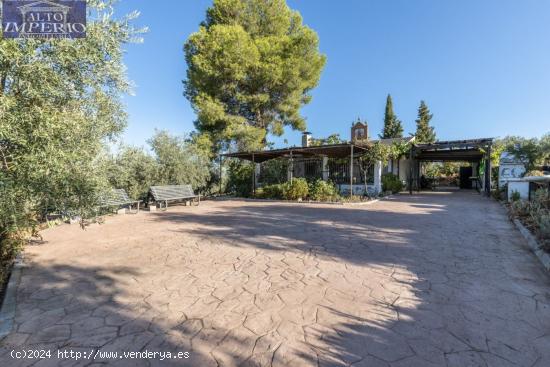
[115,0,550,148]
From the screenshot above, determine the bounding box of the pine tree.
[184,0,326,155]
[380,94,404,139]
[415,100,436,143]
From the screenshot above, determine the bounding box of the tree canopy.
[380,94,404,139]
[357,142,390,193]
[184,0,326,155]
[311,134,346,146]
[148,131,211,189]
[494,134,550,171]
[414,101,436,143]
[104,131,212,201]
[0,0,145,280]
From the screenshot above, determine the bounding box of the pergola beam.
[222,143,368,163]
[350,145,354,197]
[485,145,492,196]
[409,138,494,195]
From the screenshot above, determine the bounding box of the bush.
[260,183,285,199]
[382,173,404,194]
[510,200,530,219]
[104,146,159,202]
[525,170,546,177]
[282,178,309,200]
[149,131,211,190]
[510,190,521,202]
[309,180,339,202]
[537,213,550,239]
[508,188,550,250]
[227,160,254,197]
[491,187,506,201]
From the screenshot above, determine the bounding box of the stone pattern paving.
[1,191,550,366]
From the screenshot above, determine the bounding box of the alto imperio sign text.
[2,0,86,39]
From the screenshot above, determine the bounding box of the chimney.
[302,132,312,147]
[351,120,368,142]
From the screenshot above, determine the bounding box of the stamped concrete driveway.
[1,190,550,366]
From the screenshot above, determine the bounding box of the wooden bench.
[149,185,200,210]
[99,189,141,214]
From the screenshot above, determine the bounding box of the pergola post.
[417,160,421,189]
[252,153,256,196]
[219,155,223,195]
[289,150,294,184]
[409,147,414,194]
[485,145,492,196]
[350,145,354,197]
[322,156,329,181]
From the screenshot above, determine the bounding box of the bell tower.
[351,119,368,142]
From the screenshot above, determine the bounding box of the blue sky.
[116,0,550,148]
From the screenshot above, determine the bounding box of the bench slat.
[150,185,198,201]
[100,189,137,206]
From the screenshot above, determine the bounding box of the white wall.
[338,184,377,197]
[507,180,530,201]
[383,158,411,183]
[374,161,382,193]
[398,157,411,183]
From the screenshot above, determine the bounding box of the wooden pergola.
[221,143,369,196]
[221,137,495,197]
[409,138,494,195]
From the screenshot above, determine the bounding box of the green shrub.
[149,131,211,189]
[510,190,521,202]
[381,173,404,194]
[309,180,339,202]
[510,200,529,217]
[227,160,254,197]
[491,188,505,201]
[283,178,309,200]
[260,183,285,199]
[525,170,546,177]
[537,212,550,236]
[254,188,264,198]
[104,146,159,202]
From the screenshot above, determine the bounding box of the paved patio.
[1,191,550,366]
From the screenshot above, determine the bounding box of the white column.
[255,163,261,187]
[322,156,329,181]
[288,151,294,183]
[374,161,383,194]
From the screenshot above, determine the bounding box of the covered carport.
[409,138,494,196]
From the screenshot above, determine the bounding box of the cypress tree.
[415,100,436,143]
[380,94,404,139]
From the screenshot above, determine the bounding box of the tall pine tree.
[184,0,326,155]
[415,100,436,143]
[380,94,404,139]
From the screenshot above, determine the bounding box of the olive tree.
[149,131,211,191]
[0,0,146,280]
[357,142,390,195]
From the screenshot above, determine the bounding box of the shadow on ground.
[1,191,549,366]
